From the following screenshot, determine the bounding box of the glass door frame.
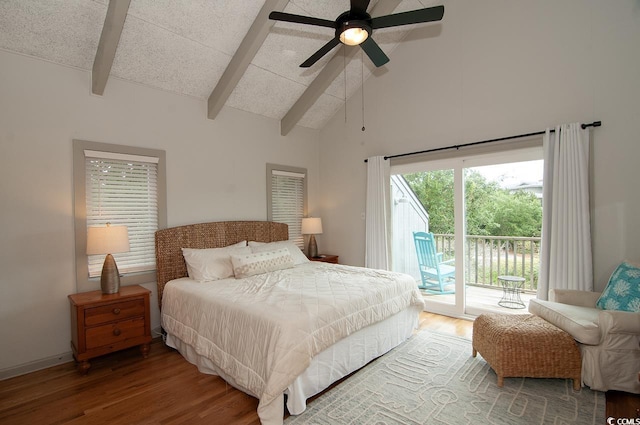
[391,146,543,319]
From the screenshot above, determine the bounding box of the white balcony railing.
[432,234,541,293]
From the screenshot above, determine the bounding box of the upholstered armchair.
[529,289,640,394]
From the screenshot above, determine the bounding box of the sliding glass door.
[391,167,457,310]
[390,147,543,317]
[462,155,543,316]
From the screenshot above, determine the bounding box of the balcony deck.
[420,284,537,315]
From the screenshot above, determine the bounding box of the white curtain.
[365,156,390,270]
[538,123,593,300]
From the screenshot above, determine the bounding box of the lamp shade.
[87,224,130,255]
[301,217,323,235]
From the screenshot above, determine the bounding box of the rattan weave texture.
[154,221,288,309]
[472,313,582,390]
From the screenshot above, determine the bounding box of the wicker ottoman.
[472,313,582,390]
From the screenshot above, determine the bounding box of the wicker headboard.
[155,221,288,309]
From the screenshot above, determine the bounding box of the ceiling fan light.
[340,27,368,45]
[338,21,370,46]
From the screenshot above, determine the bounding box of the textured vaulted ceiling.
[0,0,443,133]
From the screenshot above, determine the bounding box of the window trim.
[266,163,308,247]
[73,139,167,293]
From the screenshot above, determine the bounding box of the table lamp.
[87,223,130,294]
[301,217,323,258]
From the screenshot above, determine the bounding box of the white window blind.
[85,151,159,277]
[271,170,305,248]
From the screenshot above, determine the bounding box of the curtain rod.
[363,121,601,163]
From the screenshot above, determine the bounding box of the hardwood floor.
[0,313,464,425]
[418,311,473,339]
[0,313,631,424]
[0,337,262,425]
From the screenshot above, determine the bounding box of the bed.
[156,221,425,425]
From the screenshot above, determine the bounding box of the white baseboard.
[0,351,74,381]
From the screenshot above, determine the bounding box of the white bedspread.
[161,262,424,424]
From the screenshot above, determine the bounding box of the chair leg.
[418,274,455,294]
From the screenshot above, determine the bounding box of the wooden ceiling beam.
[279,0,401,136]
[92,0,130,96]
[207,0,289,120]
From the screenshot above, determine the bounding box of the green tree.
[491,190,542,237]
[404,171,454,234]
[464,170,502,236]
[404,169,542,238]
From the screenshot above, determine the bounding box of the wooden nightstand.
[309,254,339,264]
[69,285,152,375]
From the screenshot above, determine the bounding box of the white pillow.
[182,241,249,282]
[231,248,295,278]
[248,240,309,265]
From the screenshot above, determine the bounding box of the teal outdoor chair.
[413,231,455,294]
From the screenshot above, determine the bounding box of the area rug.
[285,330,605,425]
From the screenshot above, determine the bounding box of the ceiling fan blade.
[300,38,341,68]
[371,5,444,29]
[269,11,336,29]
[359,37,389,67]
[350,0,371,15]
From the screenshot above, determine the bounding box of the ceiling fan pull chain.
[361,49,365,132]
[344,45,347,124]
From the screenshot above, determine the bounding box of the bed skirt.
[165,304,422,422]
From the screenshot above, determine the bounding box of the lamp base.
[101,253,121,294]
[308,234,318,258]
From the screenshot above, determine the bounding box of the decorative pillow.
[596,261,640,312]
[248,240,309,265]
[231,248,295,279]
[182,241,249,282]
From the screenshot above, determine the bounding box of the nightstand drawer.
[85,317,146,349]
[84,298,145,326]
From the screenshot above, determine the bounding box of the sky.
[471,160,543,188]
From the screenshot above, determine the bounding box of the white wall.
[0,51,320,375]
[319,0,640,289]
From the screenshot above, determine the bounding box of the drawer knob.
[112,308,121,315]
[113,328,121,336]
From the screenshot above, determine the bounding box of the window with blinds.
[267,165,307,249]
[85,151,159,277]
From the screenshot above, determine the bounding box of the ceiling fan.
[269,0,444,68]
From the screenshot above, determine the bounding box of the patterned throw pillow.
[596,262,640,312]
[248,240,310,265]
[231,248,295,279]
